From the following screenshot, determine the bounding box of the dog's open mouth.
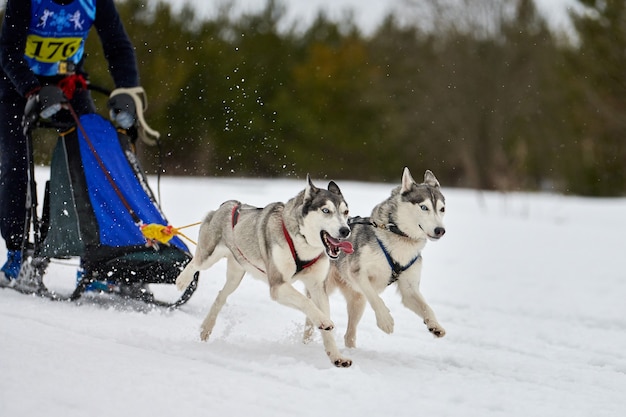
[321,231,354,259]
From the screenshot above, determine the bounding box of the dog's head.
[398,167,446,241]
[300,175,354,259]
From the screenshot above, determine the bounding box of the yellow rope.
[175,221,202,230]
[173,229,197,246]
[140,222,200,246]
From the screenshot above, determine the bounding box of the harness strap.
[68,103,141,225]
[281,222,322,273]
[348,216,408,238]
[231,203,242,228]
[58,74,87,100]
[230,204,322,274]
[376,237,421,285]
[231,203,266,274]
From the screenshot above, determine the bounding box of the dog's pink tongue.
[339,241,354,254]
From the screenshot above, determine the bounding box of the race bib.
[24,34,83,63]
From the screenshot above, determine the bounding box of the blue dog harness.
[375,237,421,285]
[348,216,421,285]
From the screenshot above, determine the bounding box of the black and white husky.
[305,167,446,349]
[176,176,354,367]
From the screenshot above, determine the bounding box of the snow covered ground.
[1,171,625,417]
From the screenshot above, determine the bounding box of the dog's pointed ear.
[304,174,319,200]
[401,167,416,193]
[328,181,342,196]
[424,170,440,188]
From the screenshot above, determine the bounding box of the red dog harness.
[231,203,322,274]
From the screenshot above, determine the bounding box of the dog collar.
[348,216,409,238]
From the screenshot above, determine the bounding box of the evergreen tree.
[565,0,626,195]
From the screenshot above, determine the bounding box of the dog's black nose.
[434,227,446,237]
[339,226,351,238]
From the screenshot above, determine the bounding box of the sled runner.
[16,88,198,308]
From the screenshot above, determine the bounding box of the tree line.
[16,0,626,196]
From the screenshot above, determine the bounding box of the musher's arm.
[0,0,40,97]
[94,0,140,88]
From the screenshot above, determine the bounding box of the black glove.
[22,86,66,134]
[38,85,66,118]
[107,91,136,129]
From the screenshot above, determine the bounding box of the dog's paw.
[328,353,352,368]
[317,319,335,332]
[334,358,353,368]
[376,311,394,334]
[200,327,212,341]
[344,334,357,349]
[424,319,446,338]
[175,276,191,291]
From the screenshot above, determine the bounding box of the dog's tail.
[175,210,221,291]
[196,210,222,254]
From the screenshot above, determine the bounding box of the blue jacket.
[0,0,139,97]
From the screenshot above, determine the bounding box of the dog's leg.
[199,256,246,341]
[269,279,334,331]
[326,268,365,348]
[176,262,198,291]
[176,247,227,290]
[302,276,352,368]
[397,272,446,338]
[303,270,338,344]
[340,285,366,348]
[267,260,334,331]
[354,272,394,334]
[176,213,223,291]
[302,289,315,344]
[303,317,315,344]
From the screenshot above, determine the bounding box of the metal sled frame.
[17,88,198,309]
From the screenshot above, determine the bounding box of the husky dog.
[176,176,354,367]
[305,167,446,348]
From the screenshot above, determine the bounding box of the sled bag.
[40,113,190,283]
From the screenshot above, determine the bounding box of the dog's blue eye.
[420,205,429,211]
[322,208,330,214]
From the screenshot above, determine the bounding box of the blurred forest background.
[10,0,626,196]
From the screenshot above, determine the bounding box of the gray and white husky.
[304,167,446,349]
[176,176,355,367]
